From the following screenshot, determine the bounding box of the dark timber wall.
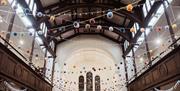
[128,45,180,91]
[0,43,52,91]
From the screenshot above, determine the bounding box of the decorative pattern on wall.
[86,72,93,91]
[79,75,84,91]
[95,75,100,91]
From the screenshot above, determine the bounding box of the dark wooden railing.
[0,37,52,91]
[127,44,180,91]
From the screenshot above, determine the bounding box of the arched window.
[86,72,93,91]
[95,75,100,91]
[79,75,84,91]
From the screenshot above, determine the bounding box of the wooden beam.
[56,33,123,45]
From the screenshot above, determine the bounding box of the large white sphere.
[109,26,114,31]
[107,11,113,19]
[85,24,91,29]
[73,21,80,28]
[97,25,102,30]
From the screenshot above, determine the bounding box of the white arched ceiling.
[53,35,127,91]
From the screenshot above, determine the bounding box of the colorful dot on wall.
[36,12,43,17]
[156,27,162,32]
[13,32,17,36]
[26,50,30,54]
[85,24,91,29]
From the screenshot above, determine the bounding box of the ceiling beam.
[49,24,130,42]
[56,33,123,44]
[43,1,126,11]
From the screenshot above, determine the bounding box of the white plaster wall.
[53,35,127,91]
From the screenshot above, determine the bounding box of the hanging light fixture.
[140,28,145,32]
[109,26,114,31]
[130,27,136,32]
[89,18,95,24]
[97,25,102,30]
[107,10,113,19]
[85,24,90,29]
[73,21,80,28]
[126,4,133,12]
[0,0,8,6]
[49,16,55,22]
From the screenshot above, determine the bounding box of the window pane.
[150,0,155,5]
[29,0,34,10]
[25,0,29,4]
[143,5,147,17]
[33,3,37,16]
[146,0,151,11]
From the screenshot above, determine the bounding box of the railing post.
[162,0,177,48]
[29,31,36,65]
[132,48,137,77]
[122,56,129,85]
[4,13,16,47]
[144,30,152,66]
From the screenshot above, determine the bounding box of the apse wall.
[53,35,127,91]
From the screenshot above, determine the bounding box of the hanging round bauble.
[126,4,133,12]
[89,18,95,24]
[140,28,145,32]
[172,24,177,29]
[97,25,102,30]
[36,12,43,17]
[85,24,90,29]
[0,0,8,6]
[130,27,136,32]
[107,11,113,19]
[38,30,43,35]
[109,26,114,31]
[49,15,55,22]
[73,21,80,28]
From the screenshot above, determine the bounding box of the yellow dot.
[172,24,177,29]
[49,16,55,22]
[126,4,133,12]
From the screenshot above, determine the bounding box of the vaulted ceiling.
[37,0,145,45]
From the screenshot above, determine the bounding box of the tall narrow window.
[79,75,84,91]
[86,72,93,91]
[95,75,100,91]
